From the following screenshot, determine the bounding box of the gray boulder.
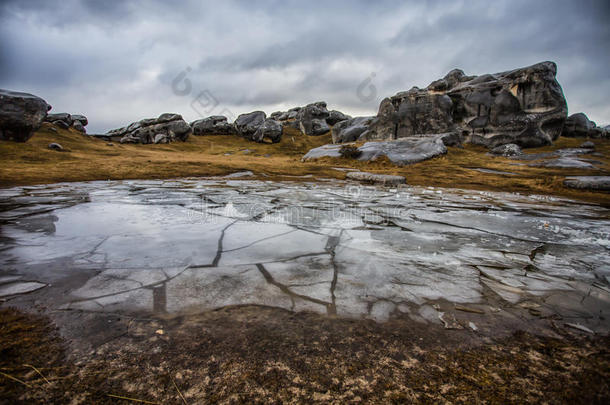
[364,61,568,149]
[580,141,595,149]
[234,111,266,140]
[303,136,447,166]
[53,120,70,129]
[48,142,63,151]
[491,143,522,157]
[326,110,350,126]
[191,115,236,135]
[72,120,85,133]
[0,89,50,142]
[253,119,283,143]
[561,113,606,138]
[71,114,88,126]
[346,171,406,185]
[332,116,374,143]
[110,113,191,144]
[564,176,610,191]
[153,134,169,144]
[298,101,331,136]
[46,113,73,126]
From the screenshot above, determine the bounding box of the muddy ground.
[1,305,609,404]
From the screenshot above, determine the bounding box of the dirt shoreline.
[1,305,609,404]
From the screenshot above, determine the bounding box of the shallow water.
[1,177,609,330]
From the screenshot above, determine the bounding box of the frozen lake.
[1,177,609,332]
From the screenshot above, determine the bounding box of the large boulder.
[0,89,50,142]
[561,113,607,138]
[364,61,568,149]
[332,116,374,143]
[191,115,236,135]
[71,114,88,126]
[253,119,283,143]
[108,113,191,144]
[326,110,351,126]
[303,136,447,165]
[46,113,73,126]
[297,101,331,136]
[234,111,266,140]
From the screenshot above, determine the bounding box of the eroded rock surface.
[345,171,406,185]
[191,115,236,135]
[107,113,191,144]
[0,89,51,142]
[562,113,608,139]
[361,61,568,149]
[564,176,610,191]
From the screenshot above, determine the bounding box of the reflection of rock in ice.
[1,178,610,329]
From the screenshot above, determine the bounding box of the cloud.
[0,0,608,133]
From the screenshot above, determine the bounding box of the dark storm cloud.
[0,0,608,133]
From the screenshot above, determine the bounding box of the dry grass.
[1,123,609,205]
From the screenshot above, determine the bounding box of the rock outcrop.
[107,113,191,144]
[332,116,374,143]
[272,102,350,136]
[253,118,283,143]
[359,61,568,149]
[0,89,51,142]
[45,113,89,132]
[234,111,267,140]
[191,115,236,135]
[561,113,608,138]
[564,176,610,191]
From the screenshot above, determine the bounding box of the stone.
[357,136,447,165]
[364,61,568,149]
[303,136,447,166]
[564,176,610,191]
[46,113,73,126]
[153,134,169,144]
[71,114,88,126]
[491,143,522,157]
[345,171,406,185]
[297,101,331,136]
[191,115,236,135]
[48,142,63,151]
[53,120,70,129]
[112,113,191,144]
[0,89,50,142]
[72,120,85,132]
[580,141,595,149]
[234,111,266,140]
[562,113,604,138]
[332,116,374,143]
[326,110,350,126]
[253,119,283,143]
[532,157,595,169]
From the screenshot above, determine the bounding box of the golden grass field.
[1,123,609,205]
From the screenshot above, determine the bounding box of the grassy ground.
[1,306,609,404]
[1,123,609,205]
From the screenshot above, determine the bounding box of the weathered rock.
[531,157,595,169]
[46,113,73,126]
[364,61,568,149]
[491,143,522,157]
[253,119,283,143]
[0,89,50,142]
[326,110,350,126]
[561,113,606,138]
[153,134,169,144]
[298,102,331,136]
[72,120,85,133]
[48,142,63,151]
[53,120,70,129]
[332,116,374,143]
[580,141,595,149]
[110,113,191,144]
[358,137,447,165]
[346,171,406,185]
[191,115,236,135]
[234,111,266,140]
[303,136,447,166]
[71,114,88,126]
[564,176,610,191]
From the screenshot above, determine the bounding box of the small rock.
[346,171,406,185]
[491,143,522,157]
[580,141,595,149]
[564,176,610,191]
[48,142,63,151]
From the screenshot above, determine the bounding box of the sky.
[1,0,609,134]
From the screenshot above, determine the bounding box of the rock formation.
[332,116,375,143]
[46,113,89,133]
[359,61,568,149]
[106,113,191,144]
[234,111,267,140]
[271,102,350,136]
[561,113,608,138]
[253,118,283,143]
[0,89,51,142]
[191,115,236,135]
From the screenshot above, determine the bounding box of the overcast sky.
[1,0,609,133]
